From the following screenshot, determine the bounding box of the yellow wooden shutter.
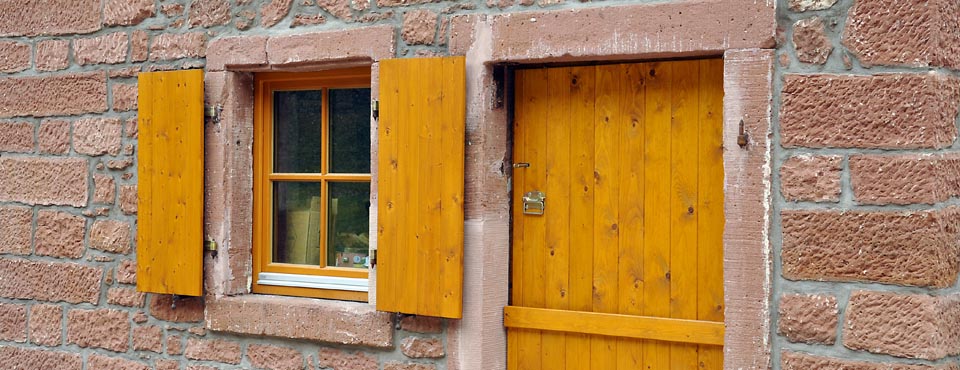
[377,57,465,318]
[136,70,204,296]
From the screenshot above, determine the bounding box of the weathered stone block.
[184,338,242,364]
[35,210,85,259]
[844,291,960,360]
[247,344,304,370]
[67,309,130,352]
[0,72,107,118]
[850,154,960,205]
[780,154,841,202]
[0,258,102,304]
[777,294,837,344]
[0,206,31,255]
[29,304,62,346]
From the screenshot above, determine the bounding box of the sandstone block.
[247,344,304,370]
[132,325,162,352]
[35,40,70,71]
[35,210,85,259]
[265,25,395,66]
[400,337,444,358]
[112,83,137,112]
[89,220,131,254]
[781,73,960,149]
[29,304,62,346]
[0,121,33,153]
[0,0,100,36]
[206,36,268,71]
[155,360,179,370]
[782,350,958,370]
[781,208,960,288]
[94,175,116,204]
[792,17,831,64]
[0,157,88,207]
[843,0,960,69]
[74,32,128,65]
[0,41,30,73]
[777,294,837,344]
[167,334,183,355]
[0,258,102,304]
[0,303,26,342]
[780,155,842,202]
[399,315,442,333]
[131,30,148,62]
[844,291,960,360]
[38,119,70,154]
[150,33,207,61]
[150,295,204,322]
[401,10,437,45]
[317,348,378,370]
[383,363,436,370]
[184,338,242,364]
[104,0,155,26]
[0,72,107,118]
[88,354,150,370]
[189,0,230,28]
[120,185,137,215]
[116,259,137,284]
[0,346,81,370]
[317,0,352,20]
[788,0,837,11]
[67,309,130,352]
[851,154,960,205]
[73,117,122,156]
[261,0,293,28]
[107,287,145,307]
[0,206,31,255]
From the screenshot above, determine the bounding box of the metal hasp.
[522,191,546,215]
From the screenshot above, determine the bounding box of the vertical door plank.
[518,68,548,370]
[566,65,596,370]
[592,64,621,370]
[417,58,443,317]
[439,57,466,319]
[509,69,527,370]
[542,67,573,370]
[377,60,401,309]
[669,60,701,370]
[697,58,725,370]
[641,61,673,369]
[617,63,646,370]
[396,58,421,314]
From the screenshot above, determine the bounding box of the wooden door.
[506,59,724,370]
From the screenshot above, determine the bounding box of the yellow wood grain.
[439,57,466,319]
[376,57,465,318]
[136,69,204,296]
[592,64,621,370]
[617,63,646,370]
[542,67,572,370]
[642,61,673,369]
[504,306,725,346]
[566,65,595,370]
[697,58,726,369]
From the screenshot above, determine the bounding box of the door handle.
[522,191,545,215]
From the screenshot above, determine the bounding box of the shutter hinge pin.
[737,119,749,149]
[371,100,380,121]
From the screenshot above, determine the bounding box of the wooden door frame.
[450,6,776,367]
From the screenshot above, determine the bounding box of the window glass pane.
[274,90,322,173]
[327,182,371,268]
[273,181,322,265]
[329,88,371,174]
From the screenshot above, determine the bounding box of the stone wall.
[0,0,955,369]
[775,0,960,368]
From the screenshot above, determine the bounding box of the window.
[253,68,372,301]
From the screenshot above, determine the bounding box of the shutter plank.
[377,57,465,318]
[136,69,204,296]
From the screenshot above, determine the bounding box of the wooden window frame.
[253,67,372,301]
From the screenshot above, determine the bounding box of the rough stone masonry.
[0,0,954,369]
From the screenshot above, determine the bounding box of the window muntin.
[253,68,372,301]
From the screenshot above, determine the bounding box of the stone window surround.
[201,1,777,368]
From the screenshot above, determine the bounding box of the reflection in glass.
[327,182,371,268]
[273,182,321,265]
[274,90,322,173]
[329,88,371,174]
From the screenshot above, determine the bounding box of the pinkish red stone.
[0,0,101,36]
[167,334,183,355]
[67,309,130,352]
[89,220,131,254]
[291,13,327,27]
[206,36,268,71]
[780,154,841,202]
[0,156,88,207]
[29,304,62,346]
[788,0,837,11]
[94,175,116,204]
[0,346,81,369]
[316,0,352,20]
[112,83,138,112]
[0,206,31,255]
[400,337,444,358]
[781,73,960,149]
[844,291,960,360]
[38,119,70,154]
[35,210,85,259]
[104,0,155,26]
[247,344,305,370]
[107,287,144,307]
[189,0,231,27]
[88,354,150,370]
[73,117,122,156]
[117,260,137,284]
[150,295,204,322]
[401,10,437,45]
[782,208,960,288]
[156,359,179,370]
[399,315,442,333]
[120,185,137,215]
[777,294,837,344]
[792,17,832,64]
[383,363,436,370]
[0,303,26,342]
[317,348,378,370]
[265,25,395,66]
[0,121,34,153]
[74,32,128,65]
[131,30,148,62]
[782,350,958,370]
[261,0,293,27]
[843,0,960,69]
[0,259,102,304]
[0,41,30,73]
[184,338,242,364]
[850,154,960,205]
[0,72,107,118]
[132,325,163,352]
[150,33,207,61]
[35,40,70,71]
